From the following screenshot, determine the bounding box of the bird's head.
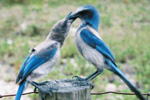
[70,5,100,31]
[50,12,74,38]
[47,12,75,46]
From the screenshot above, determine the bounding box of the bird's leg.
[30,81,58,97]
[73,69,103,82]
[30,81,49,93]
[84,70,99,81]
[34,81,50,85]
[72,70,98,81]
[72,75,89,86]
[72,76,86,81]
[73,69,103,88]
[85,69,103,82]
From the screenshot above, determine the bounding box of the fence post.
[38,79,91,100]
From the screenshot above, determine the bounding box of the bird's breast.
[75,28,105,68]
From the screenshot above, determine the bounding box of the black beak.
[68,12,80,24]
[70,12,79,20]
[65,12,72,20]
[65,12,76,24]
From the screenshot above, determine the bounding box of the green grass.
[0,0,150,100]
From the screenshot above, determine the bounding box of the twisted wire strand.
[0,91,149,98]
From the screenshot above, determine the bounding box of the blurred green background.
[0,0,150,100]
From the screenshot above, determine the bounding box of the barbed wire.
[0,91,149,99]
[91,91,149,95]
[91,92,150,100]
[0,91,38,98]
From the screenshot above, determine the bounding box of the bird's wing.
[16,54,31,83]
[80,29,115,62]
[16,42,58,84]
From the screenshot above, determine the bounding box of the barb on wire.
[0,91,149,98]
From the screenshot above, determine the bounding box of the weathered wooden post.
[38,79,91,100]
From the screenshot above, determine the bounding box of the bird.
[15,12,74,100]
[70,5,145,100]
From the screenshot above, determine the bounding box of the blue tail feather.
[107,60,145,100]
[15,81,26,100]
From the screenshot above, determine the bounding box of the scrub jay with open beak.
[15,12,74,100]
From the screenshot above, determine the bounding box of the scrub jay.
[15,12,74,100]
[70,5,145,100]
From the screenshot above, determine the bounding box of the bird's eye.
[31,48,36,52]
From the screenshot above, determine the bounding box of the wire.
[91,91,149,95]
[0,92,38,98]
[0,91,149,98]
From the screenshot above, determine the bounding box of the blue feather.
[15,81,26,100]
[21,55,45,81]
[106,59,145,99]
[20,47,57,83]
[16,43,58,84]
[75,5,100,30]
[16,54,30,83]
[80,29,115,62]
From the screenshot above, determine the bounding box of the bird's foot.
[34,81,50,85]
[30,81,58,98]
[72,76,86,81]
[31,81,49,93]
[73,81,94,89]
[72,76,94,89]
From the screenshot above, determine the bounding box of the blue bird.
[70,5,145,100]
[15,12,74,100]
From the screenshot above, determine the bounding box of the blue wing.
[16,54,31,83]
[16,42,58,84]
[80,29,115,62]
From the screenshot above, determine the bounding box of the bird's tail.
[15,81,26,100]
[108,61,145,100]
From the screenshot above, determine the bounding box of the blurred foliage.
[0,0,150,100]
[0,0,44,5]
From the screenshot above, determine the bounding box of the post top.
[38,79,91,93]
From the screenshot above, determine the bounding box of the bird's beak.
[65,12,76,24]
[65,12,72,20]
[69,12,79,22]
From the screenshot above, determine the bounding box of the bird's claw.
[72,76,86,81]
[89,83,94,89]
[36,81,50,85]
[30,81,58,97]
[73,80,94,89]
[72,76,94,89]
[34,87,37,93]
[73,80,88,86]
